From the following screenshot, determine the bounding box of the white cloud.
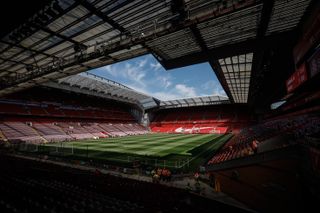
[137,57,148,68]
[201,80,215,90]
[213,89,227,97]
[153,92,181,101]
[103,65,118,77]
[156,75,172,89]
[152,84,198,100]
[175,84,197,97]
[150,62,162,71]
[89,55,228,101]
[102,62,147,88]
[212,85,227,96]
[202,80,227,97]
[125,63,146,82]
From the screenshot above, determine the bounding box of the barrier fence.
[12,143,192,169]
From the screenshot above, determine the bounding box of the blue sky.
[88,54,226,101]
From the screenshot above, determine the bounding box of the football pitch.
[21,133,232,170]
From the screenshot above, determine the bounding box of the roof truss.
[0,0,313,105]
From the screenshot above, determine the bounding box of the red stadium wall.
[150,105,253,134]
[0,100,135,121]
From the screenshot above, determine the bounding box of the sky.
[88,54,226,101]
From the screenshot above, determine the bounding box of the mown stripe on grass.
[43,133,220,158]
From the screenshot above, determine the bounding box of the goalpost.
[210,129,220,134]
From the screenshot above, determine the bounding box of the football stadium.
[0,0,319,212]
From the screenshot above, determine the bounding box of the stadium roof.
[0,0,314,105]
[43,72,229,110]
[218,53,253,103]
[159,95,229,109]
[43,72,153,108]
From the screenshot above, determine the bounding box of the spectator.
[251,140,258,154]
[94,168,102,176]
[209,174,216,188]
[214,177,221,192]
[151,168,156,177]
[161,168,168,181]
[194,181,201,194]
[156,168,163,181]
[185,182,192,192]
[153,173,160,183]
[194,172,200,181]
[167,169,172,182]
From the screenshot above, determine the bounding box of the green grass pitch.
[34,133,232,170]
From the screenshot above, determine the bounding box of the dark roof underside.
[0,0,314,108]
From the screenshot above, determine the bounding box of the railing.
[206,145,301,172]
[6,142,192,171]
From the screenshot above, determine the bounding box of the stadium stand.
[0,119,148,143]
[0,154,248,213]
[150,105,252,134]
[208,112,320,165]
[0,88,148,143]
[0,122,43,143]
[0,100,135,121]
